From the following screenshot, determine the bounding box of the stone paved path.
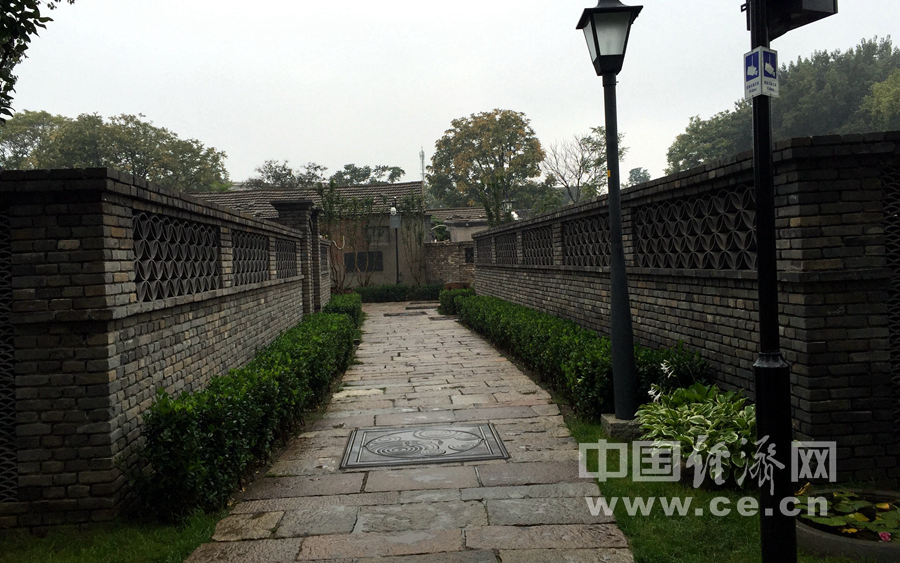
[187,302,633,563]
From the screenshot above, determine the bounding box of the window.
[344,251,384,272]
[464,247,475,264]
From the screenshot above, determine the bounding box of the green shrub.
[456,295,708,420]
[322,293,363,326]
[636,382,756,487]
[352,283,444,302]
[438,288,475,315]
[406,283,444,301]
[137,312,355,521]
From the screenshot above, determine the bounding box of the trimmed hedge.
[322,293,363,327]
[352,283,443,303]
[438,288,476,315]
[137,312,355,520]
[456,295,708,420]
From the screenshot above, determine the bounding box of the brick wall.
[319,239,331,307]
[474,133,900,485]
[425,241,475,285]
[0,168,312,528]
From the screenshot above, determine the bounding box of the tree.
[626,167,651,187]
[540,126,625,204]
[861,68,900,130]
[244,160,327,189]
[1,1,74,122]
[0,109,63,168]
[428,108,545,227]
[0,111,230,192]
[666,37,900,173]
[329,164,404,187]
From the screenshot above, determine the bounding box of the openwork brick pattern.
[522,226,553,266]
[884,164,900,434]
[634,186,757,270]
[562,214,610,268]
[476,237,492,264]
[0,210,15,502]
[275,238,298,279]
[232,230,269,286]
[495,233,518,265]
[133,212,221,302]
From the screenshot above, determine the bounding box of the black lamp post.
[577,0,642,420]
[745,2,835,563]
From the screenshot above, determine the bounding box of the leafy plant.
[455,295,708,420]
[798,491,899,542]
[636,383,756,487]
[352,283,443,303]
[135,312,355,521]
[322,293,363,327]
[438,288,475,315]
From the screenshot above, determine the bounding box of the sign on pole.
[744,47,779,99]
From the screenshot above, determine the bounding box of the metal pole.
[395,227,400,285]
[603,72,638,420]
[749,1,796,561]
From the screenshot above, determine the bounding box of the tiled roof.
[195,182,424,219]
[428,207,489,224]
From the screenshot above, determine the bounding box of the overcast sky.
[14,1,900,185]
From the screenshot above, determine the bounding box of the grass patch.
[564,412,874,563]
[0,510,222,563]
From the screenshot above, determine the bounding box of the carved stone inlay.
[476,237,492,264]
[133,212,220,302]
[522,226,553,266]
[634,186,757,270]
[0,209,15,502]
[232,229,269,286]
[340,424,509,468]
[275,238,297,279]
[495,233,518,265]
[563,214,610,268]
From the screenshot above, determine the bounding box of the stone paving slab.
[475,461,583,487]
[365,466,479,492]
[189,302,632,562]
[355,501,487,532]
[232,492,400,514]
[297,530,465,560]
[241,473,364,500]
[497,549,635,563]
[355,551,499,563]
[486,497,616,525]
[274,504,359,538]
[212,511,284,541]
[465,524,629,550]
[185,538,303,563]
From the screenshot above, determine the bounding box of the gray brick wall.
[0,168,309,528]
[473,133,900,485]
[424,241,475,285]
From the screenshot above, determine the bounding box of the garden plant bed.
[796,490,899,563]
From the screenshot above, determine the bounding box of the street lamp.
[577,0,642,420]
[390,198,400,285]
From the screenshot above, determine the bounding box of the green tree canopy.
[1,1,74,122]
[244,160,327,190]
[0,110,230,192]
[329,164,405,187]
[427,108,545,227]
[666,37,900,173]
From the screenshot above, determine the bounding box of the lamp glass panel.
[583,19,598,62]
[592,11,632,56]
